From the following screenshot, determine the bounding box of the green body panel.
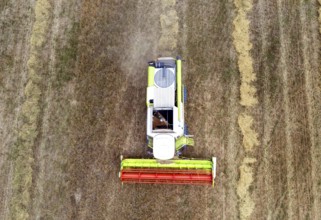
[148,66,155,86]
[176,59,182,121]
[175,136,194,150]
[121,158,212,170]
[147,66,155,107]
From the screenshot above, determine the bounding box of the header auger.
[119,57,217,186]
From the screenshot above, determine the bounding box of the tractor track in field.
[221,1,241,220]
[289,2,319,219]
[276,1,297,218]
[10,0,53,218]
[252,1,295,219]
[0,0,35,219]
[251,1,288,219]
[255,1,273,217]
[31,0,63,218]
[300,1,321,219]
[276,1,319,219]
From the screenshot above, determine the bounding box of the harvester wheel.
[184,124,189,135]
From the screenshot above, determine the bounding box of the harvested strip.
[232,0,257,107]
[10,0,51,219]
[237,157,256,220]
[233,0,258,219]
[238,113,259,152]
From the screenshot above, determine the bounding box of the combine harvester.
[119,57,217,186]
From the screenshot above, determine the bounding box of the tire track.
[224,66,240,220]
[255,1,273,217]
[32,0,63,218]
[30,1,82,217]
[276,1,297,219]
[277,1,316,219]
[250,1,289,219]
[281,2,316,219]
[299,1,321,219]
[221,1,242,219]
[9,0,52,219]
[0,1,35,218]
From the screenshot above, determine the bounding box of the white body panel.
[153,135,175,160]
[146,58,184,160]
[154,87,175,107]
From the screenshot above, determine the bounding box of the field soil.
[0,0,321,219]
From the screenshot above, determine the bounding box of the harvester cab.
[119,57,217,186]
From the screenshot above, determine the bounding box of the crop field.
[0,0,321,219]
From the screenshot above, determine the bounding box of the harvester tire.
[183,86,187,103]
[184,124,189,135]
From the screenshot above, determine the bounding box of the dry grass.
[233,1,259,219]
[232,0,257,107]
[238,113,259,152]
[10,1,51,219]
[237,157,256,220]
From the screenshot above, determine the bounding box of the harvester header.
[119,57,217,186]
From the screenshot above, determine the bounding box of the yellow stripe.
[176,59,182,121]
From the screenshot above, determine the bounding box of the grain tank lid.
[153,67,176,108]
[154,68,175,88]
[153,86,175,108]
[153,134,175,160]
